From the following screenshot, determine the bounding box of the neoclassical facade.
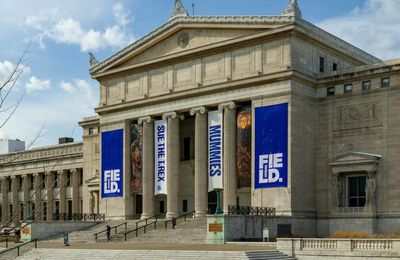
[2,1,400,238]
[0,141,84,224]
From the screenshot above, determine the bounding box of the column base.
[140,213,156,220]
[195,211,207,218]
[166,212,180,219]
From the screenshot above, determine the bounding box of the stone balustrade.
[278,238,400,259]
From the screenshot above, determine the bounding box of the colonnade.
[139,101,237,219]
[0,169,82,224]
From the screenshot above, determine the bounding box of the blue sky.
[0,0,399,147]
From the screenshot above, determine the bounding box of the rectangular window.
[319,57,325,73]
[88,127,94,135]
[66,172,71,187]
[344,84,353,94]
[362,81,371,92]
[54,174,58,188]
[182,200,188,213]
[43,202,47,221]
[348,176,366,207]
[20,203,24,221]
[79,172,83,186]
[19,177,23,191]
[333,63,338,72]
[183,137,191,161]
[381,77,390,88]
[327,87,335,96]
[55,201,60,215]
[30,175,34,190]
[41,174,46,189]
[9,204,12,217]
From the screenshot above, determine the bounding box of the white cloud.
[317,0,400,60]
[60,79,94,101]
[26,76,51,92]
[25,2,134,52]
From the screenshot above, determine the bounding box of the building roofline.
[89,15,380,76]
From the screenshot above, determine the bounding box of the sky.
[0,0,399,147]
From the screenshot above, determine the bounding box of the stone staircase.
[16,249,295,259]
[44,220,140,243]
[124,217,207,243]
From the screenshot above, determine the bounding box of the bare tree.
[0,47,29,129]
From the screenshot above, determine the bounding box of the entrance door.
[136,195,143,215]
[208,191,217,214]
[159,201,165,214]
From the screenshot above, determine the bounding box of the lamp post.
[214,188,223,215]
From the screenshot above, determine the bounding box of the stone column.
[33,173,41,221]
[11,176,19,223]
[72,169,80,215]
[163,112,182,218]
[138,116,155,219]
[1,177,9,224]
[22,175,31,220]
[59,171,66,216]
[218,102,237,213]
[190,107,208,217]
[46,172,54,221]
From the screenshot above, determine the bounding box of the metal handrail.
[123,219,158,242]
[94,222,128,242]
[134,214,162,230]
[164,210,195,229]
[0,239,38,257]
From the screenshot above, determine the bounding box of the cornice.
[295,19,380,64]
[95,69,294,115]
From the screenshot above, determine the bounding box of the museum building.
[1,0,400,237]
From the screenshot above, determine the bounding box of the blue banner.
[101,129,124,198]
[255,103,288,189]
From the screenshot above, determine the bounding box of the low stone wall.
[30,221,101,240]
[277,238,400,259]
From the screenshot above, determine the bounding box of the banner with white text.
[101,129,124,198]
[254,103,288,189]
[208,110,223,192]
[154,120,168,195]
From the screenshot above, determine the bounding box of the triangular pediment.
[331,152,381,165]
[90,16,295,76]
[85,173,100,187]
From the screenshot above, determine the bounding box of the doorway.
[136,194,143,215]
[208,191,217,214]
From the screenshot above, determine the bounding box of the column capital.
[57,170,64,175]
[45,171,53,176]
[10,175,16,180]
[218,101,235,110]
[70,169,78,175]
[0,176,8,181]
[21,174,28,179]
[138,116,153,125]
[33,173,39,177]
[189,107,207,116]
[162,111,184,120]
